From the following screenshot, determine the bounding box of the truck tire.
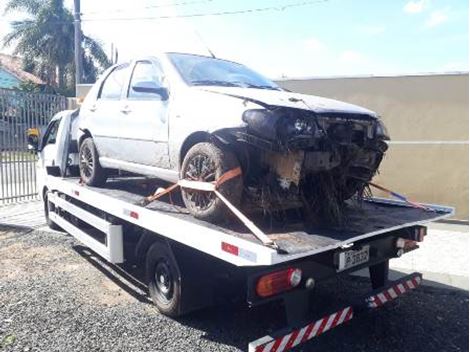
[146,241,182,317]
[79,137,107,187]
[180,142,243,223]
[43,190,63,232]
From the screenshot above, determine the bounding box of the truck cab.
[27,109,80,200]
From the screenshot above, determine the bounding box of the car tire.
[43,190,63,232]
[79,137,107,187]
[180,142,243,223]
[146,241,182,317]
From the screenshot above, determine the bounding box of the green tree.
[3,0,111,95]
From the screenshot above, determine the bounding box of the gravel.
[0,226,468,352]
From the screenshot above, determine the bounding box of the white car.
[77,52,390,223]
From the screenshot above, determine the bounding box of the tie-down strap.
[141,167,279,250]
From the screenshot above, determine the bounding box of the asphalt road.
[0,227,468,352]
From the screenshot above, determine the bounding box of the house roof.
[0,53,44,85]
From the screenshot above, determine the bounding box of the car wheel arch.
[78,129,93,147]
[179,131,212,166]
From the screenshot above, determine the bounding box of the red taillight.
[396,237,418,251]
[256,268,302,298]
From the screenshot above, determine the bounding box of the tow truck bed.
[47,176,453,266]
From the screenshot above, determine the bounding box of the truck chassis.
[42,174,453,351]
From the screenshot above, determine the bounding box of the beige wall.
[278,73,469,220]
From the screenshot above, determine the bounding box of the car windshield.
[168,53,280,90]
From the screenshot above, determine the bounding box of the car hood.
[199,86,378,118]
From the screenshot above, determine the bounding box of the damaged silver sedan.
[77,52,389,223]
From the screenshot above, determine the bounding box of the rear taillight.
[396,237,419,252]
[256,268,302,298]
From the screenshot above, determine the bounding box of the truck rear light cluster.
[395,238,419,252]
[256,268,302,298]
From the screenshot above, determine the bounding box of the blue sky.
[0,0,468,78]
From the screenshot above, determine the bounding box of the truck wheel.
[79,137,107,187]
[146,241,182,317]
[43,190,63,231]
[180,142,243,223]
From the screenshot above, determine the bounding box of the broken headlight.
[242,109,281,140]
[375,119,390,140]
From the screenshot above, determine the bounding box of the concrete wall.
[277,73,469,220]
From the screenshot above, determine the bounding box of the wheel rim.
[80,144,94,179]
[154,261,174,303]
[183,153,217,211]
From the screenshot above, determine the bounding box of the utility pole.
[73,0,83,85]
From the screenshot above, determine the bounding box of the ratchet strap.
[368,181,431,211]
[142,167,279,250]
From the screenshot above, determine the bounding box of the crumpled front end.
[222,106,389,223]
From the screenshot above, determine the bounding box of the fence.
[0,89,67,204]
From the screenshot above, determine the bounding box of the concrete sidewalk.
[1,200,468,290]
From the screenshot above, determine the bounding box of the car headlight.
[375,119,390,140]
[292,118,315,135]
[242,109,280,140]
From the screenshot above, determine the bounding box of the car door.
[88,63,131,160]
[122,60,170,168]
[38,117,61,174]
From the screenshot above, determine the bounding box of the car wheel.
[146,241,182,317]
[43,190,63,231]
[79,137,107,187]
[180,142,243,223]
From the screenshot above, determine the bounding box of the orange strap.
[141,167,278,249]
[143,167,242,205]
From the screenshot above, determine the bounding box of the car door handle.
[121,106,131,114]
[89,104,97,112]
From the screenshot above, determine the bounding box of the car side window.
[128,61,166,100]
[42,119,60,147]
[99,64,129,100]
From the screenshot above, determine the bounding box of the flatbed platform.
[48,176,454,267]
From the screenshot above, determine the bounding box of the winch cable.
[368,181,432,211]
[141,167,280,250]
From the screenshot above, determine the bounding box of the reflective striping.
[306,320,322,340]
[291,326,308,348]
[221,242,258,263]
[337,306,350,324]
[123,209,139,220]
[250,306,354,352]
[323,313,337,332]
[388,287,398,299]
[284,330,300,350]
[366,274,422,310]
[378,293,388,304]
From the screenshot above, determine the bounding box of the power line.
[0,0,329,24]
[82,0,215,16]
[81,0,329,22]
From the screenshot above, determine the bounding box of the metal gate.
[0,89,67,204]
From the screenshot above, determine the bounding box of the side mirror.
[132,81,169,100]
[26,128,40,152]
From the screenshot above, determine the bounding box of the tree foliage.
[3,0,111,96]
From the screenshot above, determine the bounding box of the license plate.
[337,246,370,271]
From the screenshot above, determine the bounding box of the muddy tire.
[79,137,107,187]
[180,142,243,223]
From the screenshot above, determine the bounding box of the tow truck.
[27,110,454,352]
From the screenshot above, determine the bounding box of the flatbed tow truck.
[33,112,454,352]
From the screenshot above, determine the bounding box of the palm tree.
[3,0,111,95]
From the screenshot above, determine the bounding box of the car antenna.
[194,29,216,58]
